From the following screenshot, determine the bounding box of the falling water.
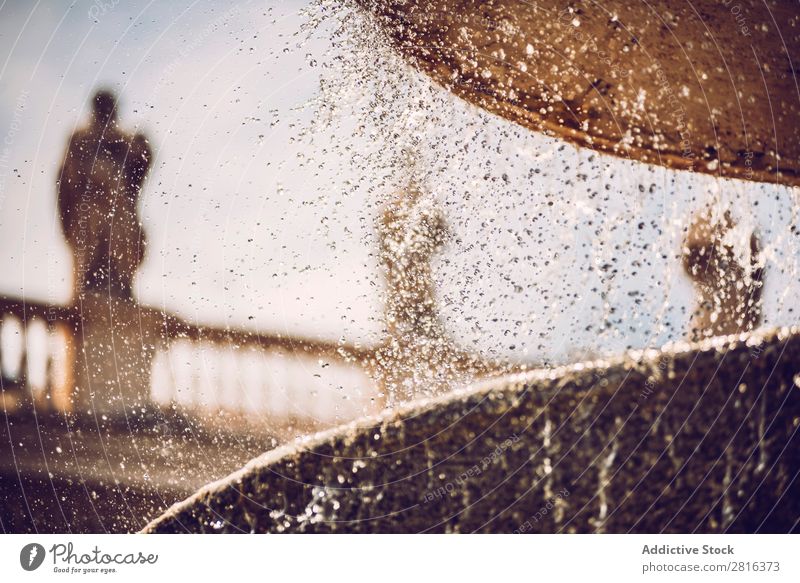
[290,0,800,405]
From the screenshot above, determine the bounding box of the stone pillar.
[71,292,160,418]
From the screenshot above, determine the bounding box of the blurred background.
[1,0,799,533]
[2,0,799,369]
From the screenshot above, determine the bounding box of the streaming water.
[292,0,800,404]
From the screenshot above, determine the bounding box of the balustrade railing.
[0,297,75,414]
[0,296,381,429]
[151,314,380,428]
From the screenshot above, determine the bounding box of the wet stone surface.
[0,410,278,533]
[353,0,800,185]
[144,327,800,533]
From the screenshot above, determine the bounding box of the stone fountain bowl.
[143,327,800,533]
[353,0,800,186]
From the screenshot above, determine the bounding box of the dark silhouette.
[683,205,763,340]
[57,90,151,300]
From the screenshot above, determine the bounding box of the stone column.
[71,292,160,418]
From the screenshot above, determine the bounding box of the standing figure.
[57,89,152,300]
[374,186,490,404]
[682,205,763,341]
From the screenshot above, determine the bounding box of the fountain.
[142,0,800,533]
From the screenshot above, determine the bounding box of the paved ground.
[0,410,279,533]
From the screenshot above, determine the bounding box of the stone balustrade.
[0,294,379,427]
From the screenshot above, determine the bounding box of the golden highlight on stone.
[356,0,800,185]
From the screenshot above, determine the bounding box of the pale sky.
[1,0,798,366]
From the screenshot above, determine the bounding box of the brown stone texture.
[143,327,800,533]
[355,0,800,186]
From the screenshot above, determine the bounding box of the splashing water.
[286,1,800,404]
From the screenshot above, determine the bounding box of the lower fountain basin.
[143,327,800,533]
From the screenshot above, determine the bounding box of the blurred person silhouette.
[57,89,151,300]
[682,203,763,341]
